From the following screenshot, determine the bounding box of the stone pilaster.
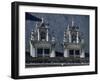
[30,41,36,57]
[64,49,69,57]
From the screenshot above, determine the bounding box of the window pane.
[44,49,50,54]
[69,50,74,55]
[75,50,80,55]
[37,48,43,54]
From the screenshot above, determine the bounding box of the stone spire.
[71,17,74,27]
[41,17,44,23]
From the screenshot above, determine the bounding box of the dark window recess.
[37,48,43,54]
[44,49,50,54]
[69,50,74,55]
[40,32,46,40]
[72,34,76,43]
[75,50,80,55]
